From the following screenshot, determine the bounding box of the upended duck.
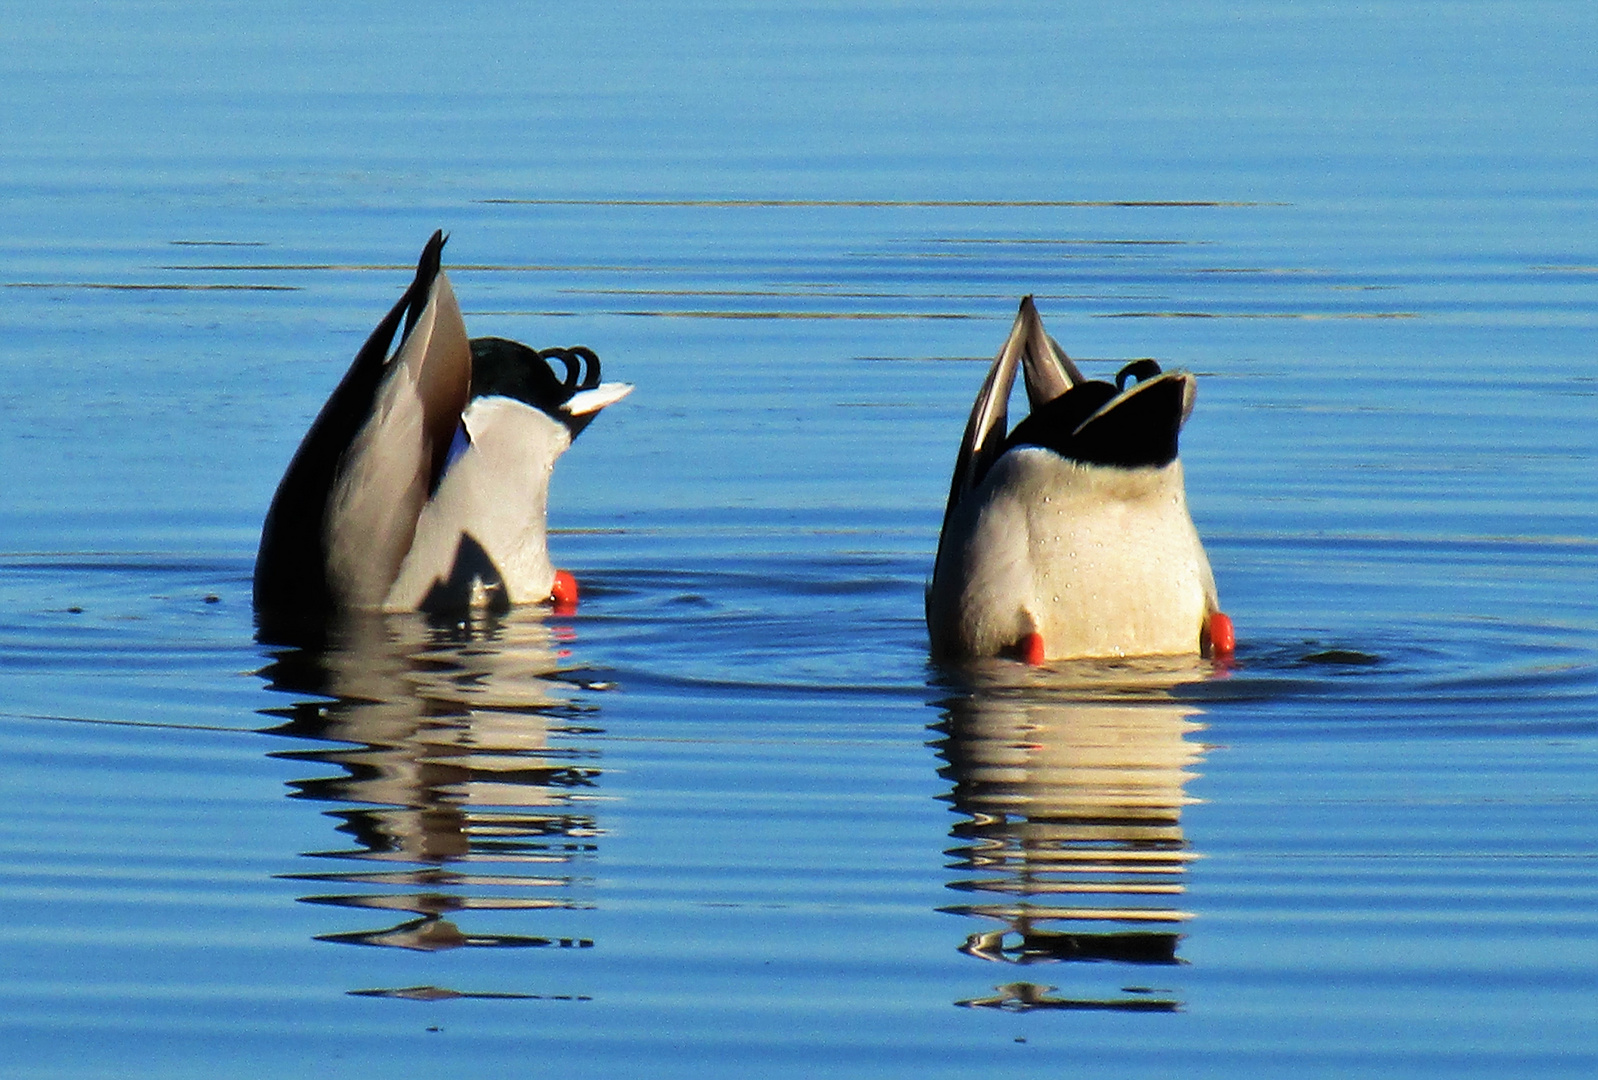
[254,231,630,638]
[927,297,1233,664]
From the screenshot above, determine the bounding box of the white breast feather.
[930,449,1216,659]
[385,396,573,610]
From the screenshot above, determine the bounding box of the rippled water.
[3,2,1597,1077]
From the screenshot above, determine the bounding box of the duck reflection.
[256,608,603,972]
[932,659,1212,1012]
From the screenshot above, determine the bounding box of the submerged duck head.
[928,297,1230,664]
[254,231,631,643]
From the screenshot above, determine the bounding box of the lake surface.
[2,2,1596,1077]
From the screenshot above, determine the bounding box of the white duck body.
[385,396,568,610]
[928,450,1215,659]
[255,231,630,639]
[927,297,1221,662]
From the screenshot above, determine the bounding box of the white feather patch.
[928,451,1217,660]
[385,397,574,610]
[562,382,634,416]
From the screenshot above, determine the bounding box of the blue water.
[3,2,1596,1077]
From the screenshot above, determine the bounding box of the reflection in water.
[257,608,602,995]
[932,660,1211,1012]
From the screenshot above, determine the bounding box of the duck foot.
[1203,612,1235,659]
[551,569,579,615]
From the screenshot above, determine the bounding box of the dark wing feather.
[254,231,446,639]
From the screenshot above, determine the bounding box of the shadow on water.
[930,656,1219,1013]
[254,607,604,1000]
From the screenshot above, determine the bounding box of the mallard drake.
[254,231,630,637]
[927,297,1232,663]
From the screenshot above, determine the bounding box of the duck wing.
[324,259,471,611]
[255,231,470,626]
[936,297,1083,570]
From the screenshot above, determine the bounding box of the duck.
[254,231,631,639]
[926,297,1232,664]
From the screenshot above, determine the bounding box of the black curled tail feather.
[468,339,604,418]
[537,346,602,392]
[1116,359,1162,391]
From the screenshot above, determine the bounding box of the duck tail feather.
[1018,296,1077,411]
[934,298,1031,578]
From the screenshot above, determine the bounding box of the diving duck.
[254,231,630,637]
[926,297,1231,663]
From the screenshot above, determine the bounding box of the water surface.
[2,2,1596,1077]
